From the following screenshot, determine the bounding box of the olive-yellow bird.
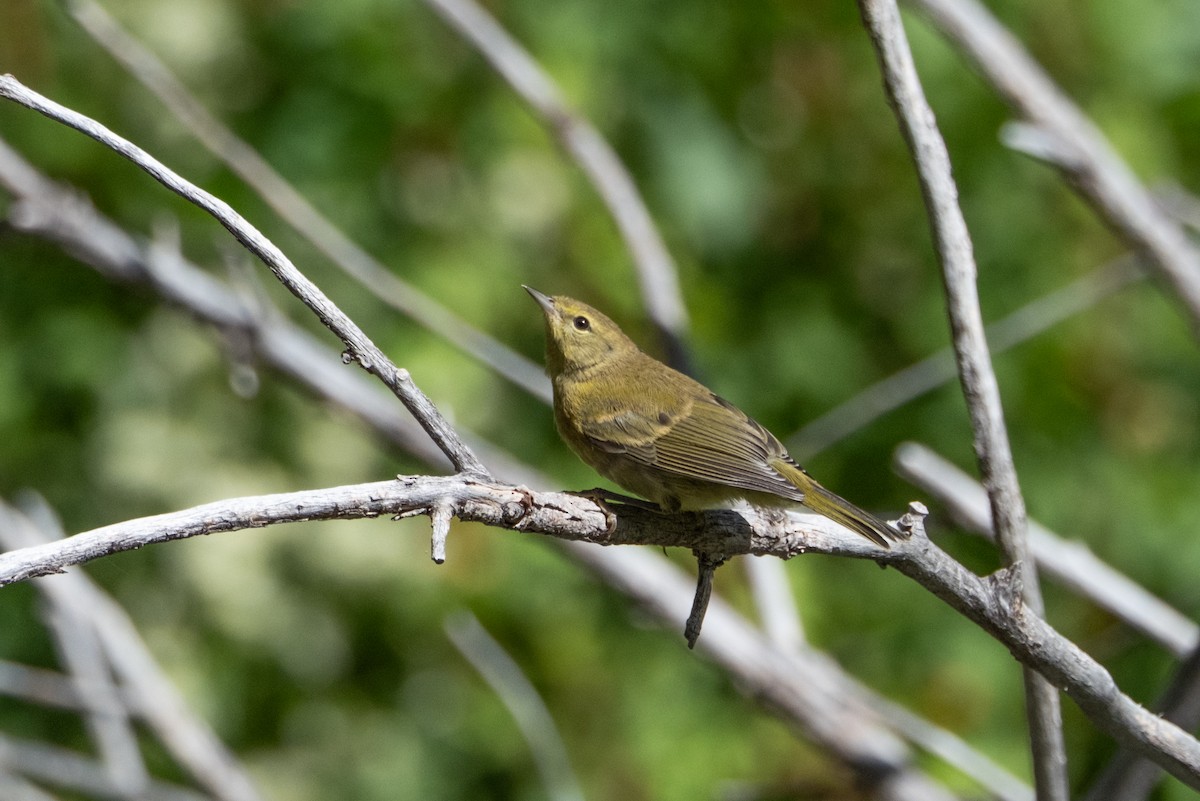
[525,286,897,547]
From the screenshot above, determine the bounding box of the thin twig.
[906,0,1200,336]
[855,1,1067,796]
[64,0,552,404]
[419,0,692,367]
[0,73,487,476]
[895,442,1199,657]
[445,612,585,801]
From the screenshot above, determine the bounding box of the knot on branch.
[896,501,929,540]
[985,561,1025,619]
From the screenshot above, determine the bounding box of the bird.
[524,286,898,547]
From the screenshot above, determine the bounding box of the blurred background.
[1,0,1199,798]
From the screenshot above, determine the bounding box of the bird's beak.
[522,285,556,316]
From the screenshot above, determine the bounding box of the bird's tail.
[803,482,897,547]
[773,459,897,547]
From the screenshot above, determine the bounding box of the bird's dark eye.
[573,316,591,331]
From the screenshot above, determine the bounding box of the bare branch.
[856,0,1066,795]
[1084,643,1200,801]
[64,0,552,404]
[0,74,487,476]
[0,478,872,587]
[906,0,1200,335]
[1,476,1199,788]
[419,0,691,366]
[895,442,1199,657]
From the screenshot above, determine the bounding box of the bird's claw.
[566,488,621,535]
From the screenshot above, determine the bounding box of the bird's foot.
[565,488,658,534]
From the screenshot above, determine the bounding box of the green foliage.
[1,0,1199,798]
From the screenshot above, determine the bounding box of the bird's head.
[523,286,638,376]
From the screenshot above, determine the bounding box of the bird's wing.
[582,390,803,500]
[577,396,677,460]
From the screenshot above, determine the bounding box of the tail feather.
[770,458,898,547]
[803,482,896,547]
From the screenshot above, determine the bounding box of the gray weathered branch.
[896,442,1199,657]
[64,0,552,404]
[907,0,1200,335]
[0,73,487,476]
[0,475,1199,789]
[855,0,1066,795]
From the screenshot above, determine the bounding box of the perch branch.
[0,477,1199,789]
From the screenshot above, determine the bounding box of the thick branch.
[0,74,487,476]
